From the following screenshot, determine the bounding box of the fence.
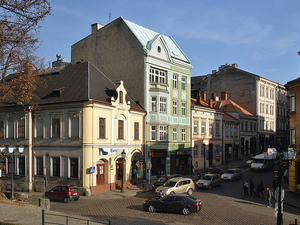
[43,210,108,225]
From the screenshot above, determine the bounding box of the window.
[291,129,295,145]
[70,116,79,137]
[36,157,43,175]
[52,118,60,138]
[254,123,257,132]
[266,104,268,114]
[194,145,198,157]
[160,97,167,112]
[260,119,264,130]
[149,68,166,84]
[160,126,167,141]
[173,127,177,141]
[290,95,295,112]
[99,118,106,139]
[151,96,157,112]
[134,122,139,140]
[250,122,253,131]
[118,120,124,139]
[194,121,198,134]
[216,122,220,135]
[201,122,206,134]
[209,123,213,135]
[8,119,14,138]
[234,127,238,137]
[19,156,25,175]
[18,119,25,138]
[266,121,268,130]
[119,91,123,104]
[36,118,43,138]
[52,157,60,177]
[173,74,177,89]
[225,126,229,136]
[245,121,248,131]
[182,128,186,142]
[182,102,186,116]
[240,122,244,131]
[0,120,3,139]
[266,87,268,98]
[260,85,264,96]
[230,127,233,136]
[182,77,186,91]
[270,88,274,99]
[151,126,156,141]
[201,145,205,157]
[173,100,177,115]
[70,158,78,178]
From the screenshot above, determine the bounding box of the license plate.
[73,193,77,195]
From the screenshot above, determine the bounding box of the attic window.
[157,46,161,53]
[119,91,123,104]
[53,88,65,97]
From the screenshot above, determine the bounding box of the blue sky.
[38,0,300,85]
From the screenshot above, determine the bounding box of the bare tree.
[0,0,51,104]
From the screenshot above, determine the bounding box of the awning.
[131,152,144,161]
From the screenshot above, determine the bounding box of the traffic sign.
[274,170,278,178]
[90,166,95,173]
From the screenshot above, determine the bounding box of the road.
[47,166,300,225]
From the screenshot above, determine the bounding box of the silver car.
[221,168,242,181]
[196,174,222,189]
[155,178,195,197]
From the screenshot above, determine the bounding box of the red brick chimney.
[201,91,207,101]
[211,93,216,101]
[221,91,228,100]
[209,99,214,107]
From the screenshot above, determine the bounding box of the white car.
[221,168,242,181]
[155,178,195,197]
[246,157,254,166]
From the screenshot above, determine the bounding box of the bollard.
[295,219,297,225]
[143,180,146,190]
[109,219,111,225]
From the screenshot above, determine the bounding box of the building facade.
[191,64,283,154]
[71,17,193,176]
[0,62,146,195]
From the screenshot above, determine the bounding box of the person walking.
[266,188,272,208]
[249,178,256,196]
[243,180,249,196]
[272,178,277,192]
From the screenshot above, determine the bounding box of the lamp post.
[6,146,24,201]
[202,144,206,170]
[121,150,126,193]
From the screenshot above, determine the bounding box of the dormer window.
[119,91,123,104]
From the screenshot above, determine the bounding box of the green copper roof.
[123,17,191,63]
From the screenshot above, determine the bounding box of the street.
[46,166,300,225]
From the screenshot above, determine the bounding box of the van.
[251,154,274,171]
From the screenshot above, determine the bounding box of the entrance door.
[97,163,105,185]
[116,162,123,181]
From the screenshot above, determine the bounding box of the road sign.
[274,170,278,178]
[90,166,95,174]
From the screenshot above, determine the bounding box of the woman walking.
[243,180,249,196]
[249,178,256,196]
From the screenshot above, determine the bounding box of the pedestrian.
[249,178,256,196]
[284,168,288,183]
[272,178,277,192]
[243,180,249,196]
[256,181,260,197]
[225,157,229,169]
[266,188,272,208]
[259,180,264,198]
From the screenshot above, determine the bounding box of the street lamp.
[121,150,126,193]
[202,144,206,169]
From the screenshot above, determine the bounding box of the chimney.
[211,93,216,101]
[91,23,104,34]
[201,91,207,101]
[209,99,213,107]
[232,63,237,68]
[221,91,228,100]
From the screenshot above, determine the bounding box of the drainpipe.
[28,106,33,191]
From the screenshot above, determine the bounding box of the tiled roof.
[213,99,254,117]
[33,62,141,110]
[191,97,209,107]
[122,17,190,63]
[223,111,239,123]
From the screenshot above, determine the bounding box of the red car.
[45,185,79,203]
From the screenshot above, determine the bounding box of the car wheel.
[63,197,70,203]
[208,185,212,190]
[170,191,175,195]
[148,205,156,213]
[74,198,79,201]
[187,188,193,195]
[182,207,191,215]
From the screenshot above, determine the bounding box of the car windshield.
[70,186,78,192]
[253,158,264,163]
[227,170,235,174]
[164,181,177,187]
[158,177,168,182]
[201,175,212,180]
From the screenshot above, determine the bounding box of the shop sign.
[99,148,128,155]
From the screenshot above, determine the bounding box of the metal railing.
[43,210,108,225]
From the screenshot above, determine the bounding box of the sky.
[38,0,300,85]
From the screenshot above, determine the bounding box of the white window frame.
[194,121,198,134]
[173,127,178,141]
[291,129,295,145]
[182,128,186,142]
[160,97,167,112]
[160,126,167,141]
[149,68,166,84]
[173,74,177,89]
[182,102,186,116]
[201,121,206,134]
[151,126,156,141]
[173,100,177,115]
[68,156,80,179]
[151,96,157,112]
[290,95,295,112]
[194,145,198,157]
[182,76,186,91]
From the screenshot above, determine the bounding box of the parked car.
[246,157,254,166]
[198,167,223,179]
[155,177,195,197]
[196,174,222,189]
[143,194,202,215]
[251,154,275,171]
[221,168,242,181]
[152,174,183,190]
[45,185,79,203]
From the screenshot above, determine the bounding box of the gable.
[147,35,172,62]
